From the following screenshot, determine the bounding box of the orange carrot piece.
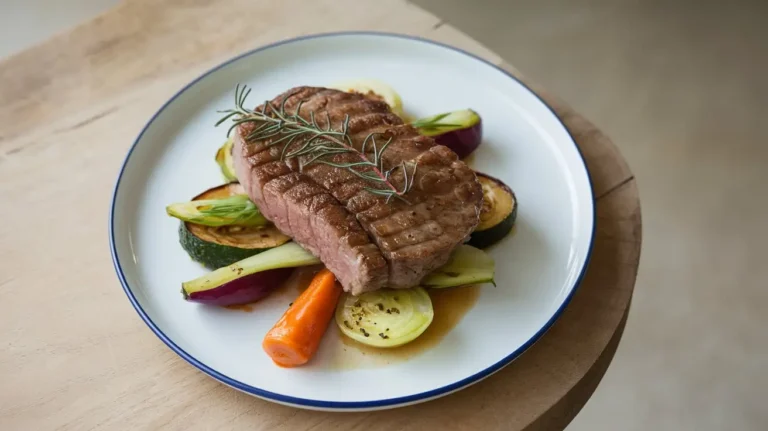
[262,269,342,367]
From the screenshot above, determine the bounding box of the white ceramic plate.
[110,32,594,411]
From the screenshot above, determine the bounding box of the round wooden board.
[0,1,640,430]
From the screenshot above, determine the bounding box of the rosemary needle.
[216,85,417,203]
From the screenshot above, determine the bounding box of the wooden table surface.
[0,1,641,430]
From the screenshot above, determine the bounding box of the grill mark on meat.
[347,141,476,286]
[322,173,367,203]
[369,204,430,237]
[259,170,390,292]
[250,144,391,292]
[387,237,447,262]
[345,112,402,136]
[232,86,482,294]
[297,112,431,221]
[347,145,438,224]
[328,97,391,118]
[378,221,445,250]
[324,130,434,219]
[295,90,371,123]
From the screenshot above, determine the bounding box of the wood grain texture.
[0,0,641,430]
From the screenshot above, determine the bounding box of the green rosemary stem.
[216,84,416,203]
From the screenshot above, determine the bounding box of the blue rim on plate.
[109,31,596,410]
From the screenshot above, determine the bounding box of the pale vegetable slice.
[410,109,483,159]
[335,287,434,348]
[175,183,290,269]
[215,138,238,181]
[182,242,320,294]
[329,79,405,118]
[183,267,293,306]
[410,109,480,136]
[421,244,496,288]
[166,194,268,227]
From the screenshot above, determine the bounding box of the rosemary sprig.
[216,85,417,203]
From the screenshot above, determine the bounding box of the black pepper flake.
[353,301,361,307]
[386,328,390,332]
[386,309,392,314]
[360,328,370,337]
[391,307,400,314]
[378,333,389,339]
[376,303,384,311]
[343,320,353,329]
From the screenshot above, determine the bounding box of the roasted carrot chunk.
[262,269,342,367]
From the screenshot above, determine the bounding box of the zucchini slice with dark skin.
[468,173,518,249]
[179,183,291,269]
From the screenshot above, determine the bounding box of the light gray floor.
[410,0,768,429]
[3,0,767,429]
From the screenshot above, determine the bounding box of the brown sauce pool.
[224,266,482,369]
[331,284,481,369]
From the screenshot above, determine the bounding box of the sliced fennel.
[335,287,434,348]
[176,183,290,269]
[410,109,481,137]
[333,245,494,348]
[166,194,268,227]
[421,244,495,288]
[182,242,320,294]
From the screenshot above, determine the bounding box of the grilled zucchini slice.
[469,173,517,249]
[175,183,291,269]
